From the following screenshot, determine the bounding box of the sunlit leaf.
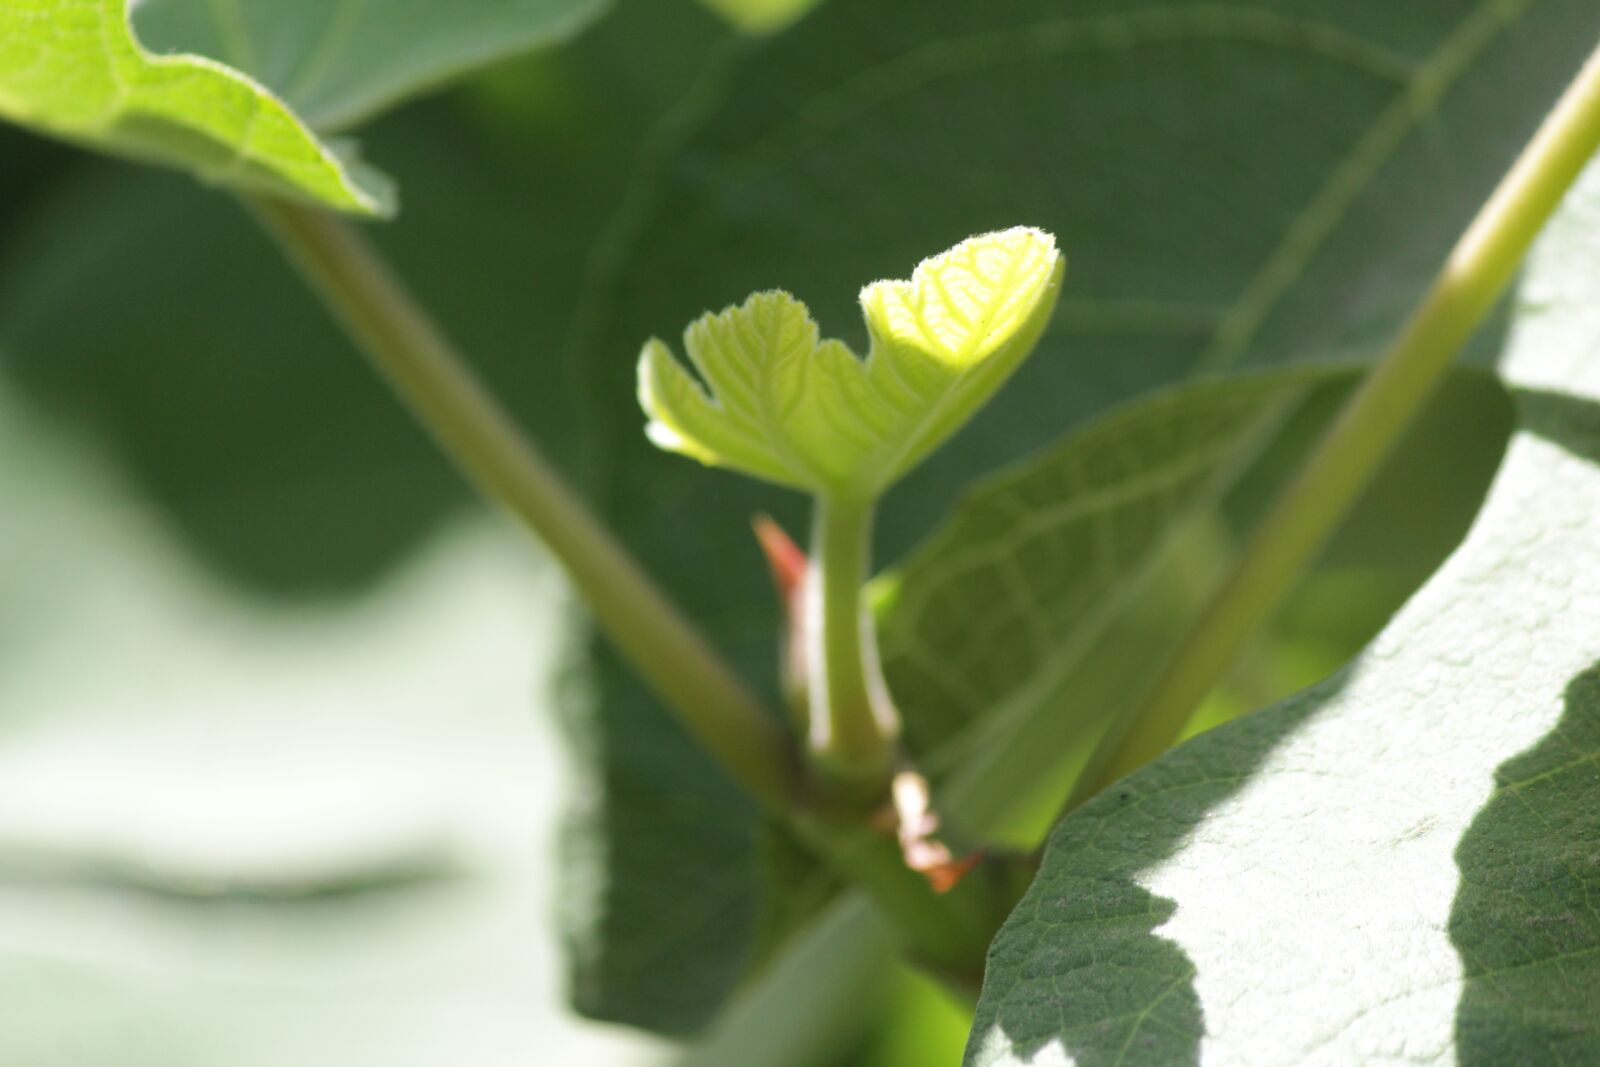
[640,228,1064,497]
[0,0,388,212]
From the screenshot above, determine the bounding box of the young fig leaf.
[638,227,1064,497]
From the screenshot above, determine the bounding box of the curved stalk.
[1063,42,1600,813]
[246,197,796,812]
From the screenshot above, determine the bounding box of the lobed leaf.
[639,228,1064,497]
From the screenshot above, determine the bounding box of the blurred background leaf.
[0,0,725,594]
[693,0,820,35]
[132,0,611,131]
[0,0,761,1061]
[0,0,388,211]
[0,374,669,1066]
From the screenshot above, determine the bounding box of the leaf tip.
[859,225,1063,369]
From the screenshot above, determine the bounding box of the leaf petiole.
[806,494,899,797]
[1064,39,1600,813]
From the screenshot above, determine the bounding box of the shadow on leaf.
[1450,659,1600,1064]
[1449,389,1600,1065]
[967,686,1335,1066]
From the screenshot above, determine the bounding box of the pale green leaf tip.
[860,225,1063,365]
[637,227,1064,496]
[637,337,720,466]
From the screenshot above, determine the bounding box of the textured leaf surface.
[569,0,1600,1034]
[877,369,1328,757]
[0,0,387,212]
[133,0,609,131]
[639,228,1064,495]
[967,161,1600,1067]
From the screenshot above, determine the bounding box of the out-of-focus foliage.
[132,0,609,130]
[0,373,666,1065]
[0,0,387,211]
[0,0,725,592]
[0,0,613,210]
[0,0,735,1062]
[694,0,819,35]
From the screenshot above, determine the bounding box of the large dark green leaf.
[564,369,1507,1034]
[567,0,1592,1033]
[966,159,1600,1067]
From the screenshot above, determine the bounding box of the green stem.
[807,494,899,793]
[677,895,892,1067]
[1065,42,1600,813]
[245,197,796,812]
